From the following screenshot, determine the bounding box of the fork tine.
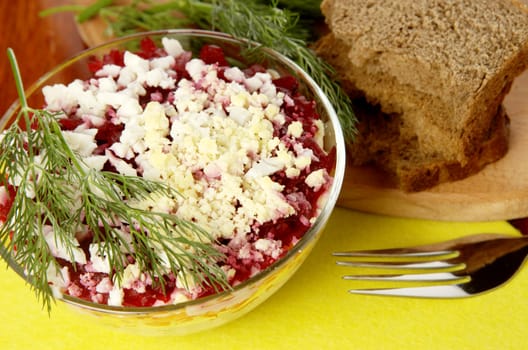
[335,260,461,268]
[338,259,470,293]
[348,284,472,298]
[336,260,465,273]
[344,273,471,298]
[342,273,469,283]
[333,250,454,257]
[333,250,460,267]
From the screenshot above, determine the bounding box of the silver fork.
[333,233,528,298]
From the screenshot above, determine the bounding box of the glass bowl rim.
[0,28,346,315]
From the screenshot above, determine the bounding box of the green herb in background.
[45,0,357,140]
[0,49,230,312]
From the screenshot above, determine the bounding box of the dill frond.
[0,49,230,311]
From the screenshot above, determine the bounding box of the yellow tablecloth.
[1,208,527,349]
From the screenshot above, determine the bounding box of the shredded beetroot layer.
[5,37,335,307]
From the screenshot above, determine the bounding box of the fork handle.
[454,236,528,274]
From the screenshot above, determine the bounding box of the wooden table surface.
[0,0,86,115]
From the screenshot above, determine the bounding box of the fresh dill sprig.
[0,49,230,312]
[50,0,357,140]
[273,0,324,18]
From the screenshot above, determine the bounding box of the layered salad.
[0,37,335,307]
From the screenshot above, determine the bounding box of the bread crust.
[397,106,510,192]
[346,100,510,192]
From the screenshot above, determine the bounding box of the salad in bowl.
[0,29,345,335]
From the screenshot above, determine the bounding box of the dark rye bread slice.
[315,30,510,191]
[314,31,509,191]
[319,0,528,162]
[347,98,509,192]
[314,0,528,191]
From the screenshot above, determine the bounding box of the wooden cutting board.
[75,7,528,222]
[339,71,528,222]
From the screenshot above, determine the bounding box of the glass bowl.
[0,29,346,336]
